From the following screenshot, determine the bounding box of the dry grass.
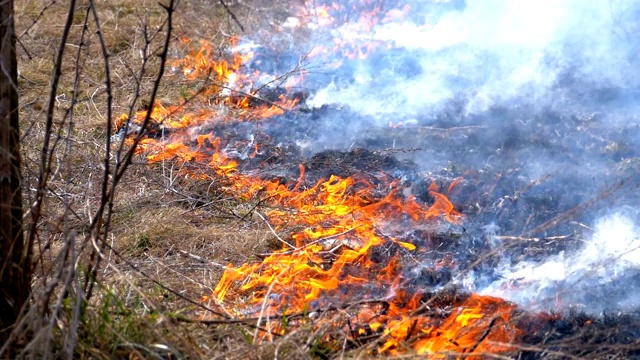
[14,0,317,358]
[18,2,634,359]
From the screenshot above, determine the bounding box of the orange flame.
[118,10,523,355]
[412,294,520,357]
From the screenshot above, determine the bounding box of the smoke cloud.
[308,0,640,119]
[473,211,640,314]
[218,0,640,313]
[282,0,640,312]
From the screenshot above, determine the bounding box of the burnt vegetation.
[3,0,640,358]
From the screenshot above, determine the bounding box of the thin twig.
[238,195,277,222]
[15,36,32,60]
[465,317,497,354]
[84,0,115,301]
[493,234,573,243]
[173,299,391,325]
[18,0,58,39]
[522,178,632,237]
[177,250,228,269]
[29,0,76,258]
[218,0,245,32]
[92,236,227,318]
[254,281,277,343]
[255,211,297,249]
[255,225,361,258]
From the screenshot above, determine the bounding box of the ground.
[16,1,309,358]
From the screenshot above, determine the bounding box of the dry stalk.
[255,211,297,249]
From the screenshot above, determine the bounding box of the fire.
[132,103,518,356]
[413,294,520,357]
[292,0,406,61]
[213,175,461,305]
[176,37,253,82]
[113,35,304,144]
[138,134,515,356]
[115,1,528,356]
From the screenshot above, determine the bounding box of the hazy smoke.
[308,0,640,119]
[250,1,640,313]
[474,212,640,314]
[287,0,640,312]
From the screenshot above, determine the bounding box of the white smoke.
[475,212,640,313]
[276,1,640,313]
[308,0,640,119]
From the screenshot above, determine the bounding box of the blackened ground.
[228,102,639,356]
[517,309,640,359]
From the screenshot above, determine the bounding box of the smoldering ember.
[113,0,640,358]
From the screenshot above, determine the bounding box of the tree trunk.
[0,0,29,344]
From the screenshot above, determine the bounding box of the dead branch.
[83,0,117,304]
[219,0,245,32]
[493,234,573,243]
[18,0,57,39]
[255,211,297,249]
[172,299,391,326]
[177,250,228,269]
[255,225,361,258]
[522,177,635,237]
[28,0,76,259]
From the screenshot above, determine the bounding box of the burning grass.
[14,0,640,358]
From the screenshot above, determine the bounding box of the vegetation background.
[2,0,310,358]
